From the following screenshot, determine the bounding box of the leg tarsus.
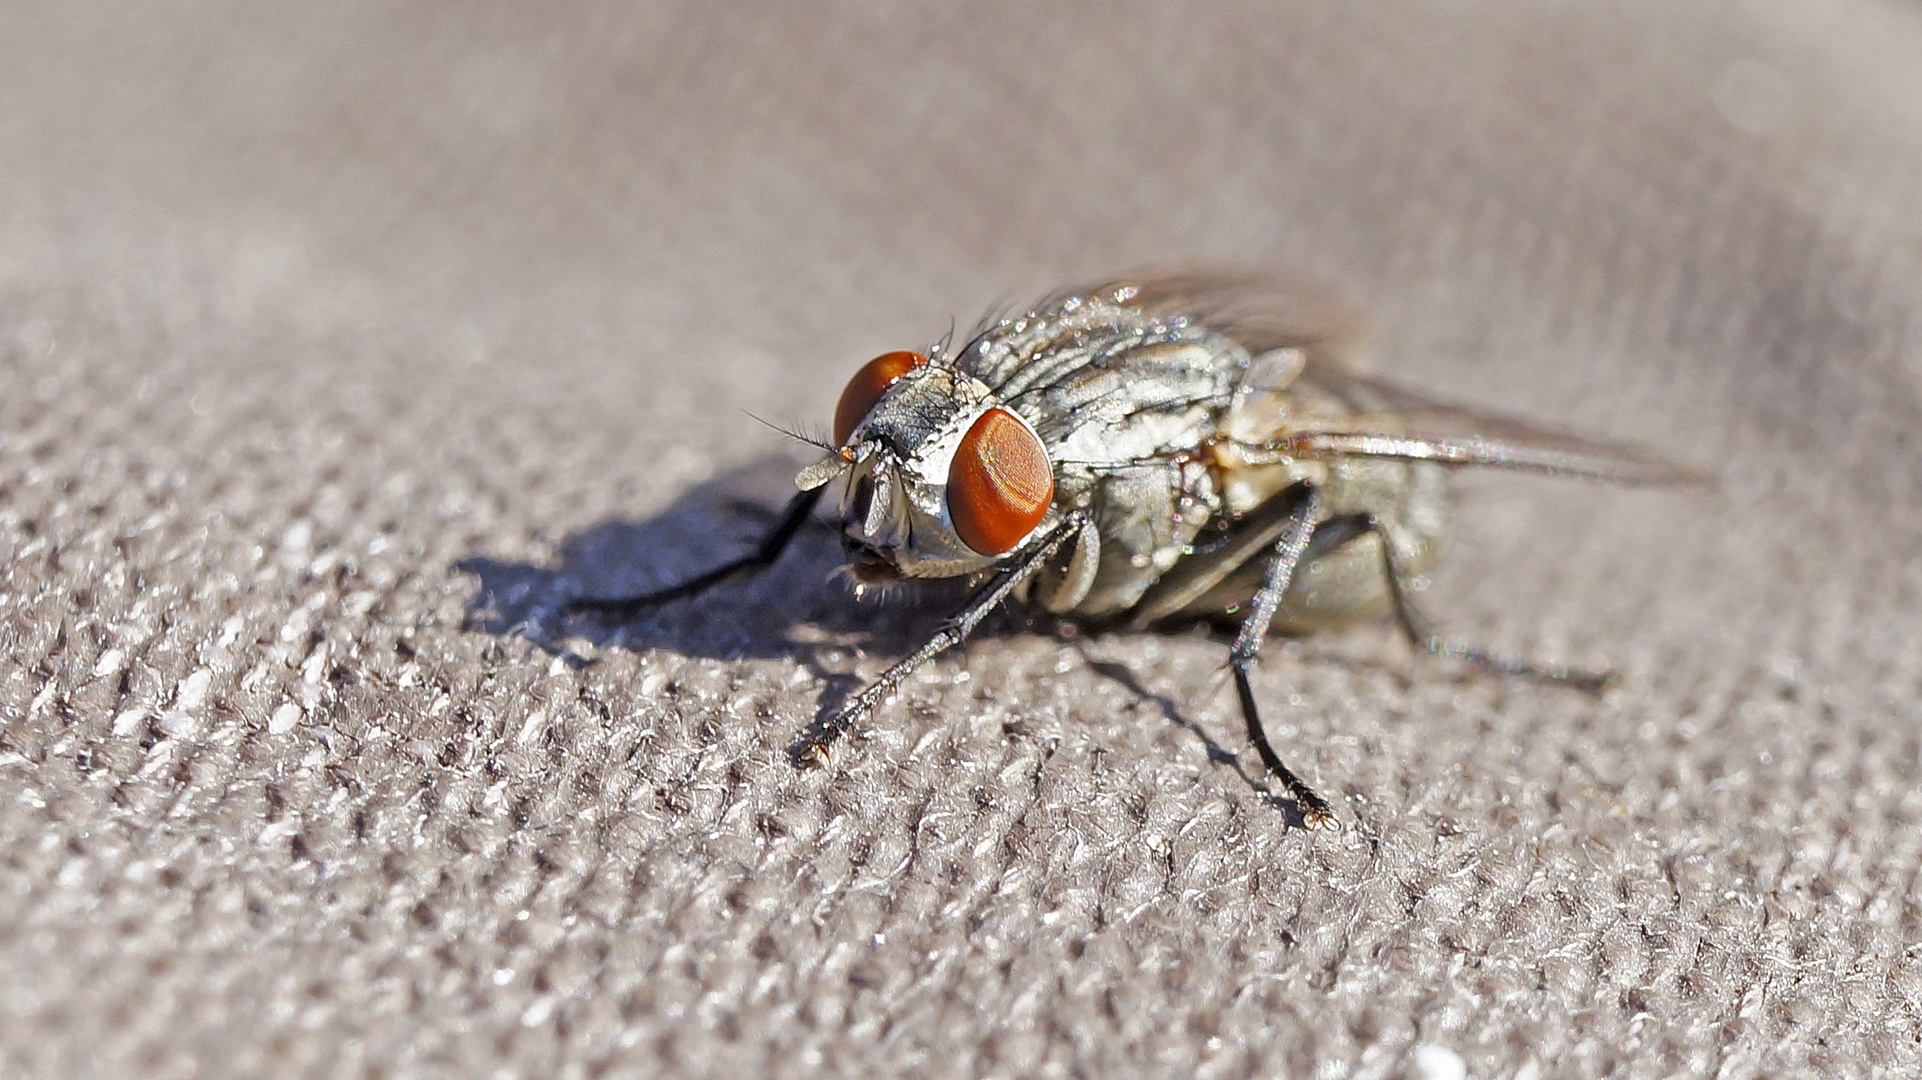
[1230,654,1335,826]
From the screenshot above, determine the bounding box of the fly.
[567,270,1702,827]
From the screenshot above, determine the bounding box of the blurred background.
[2,1,1920,1076]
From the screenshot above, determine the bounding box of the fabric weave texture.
[2,2,1920,1077]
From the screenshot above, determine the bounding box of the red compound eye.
[833,351,927,446]
[947,408,1053,555]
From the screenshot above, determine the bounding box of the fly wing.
[1080,268,1365,363]
[1278,371,1713,486]
[1083,269,1708,487]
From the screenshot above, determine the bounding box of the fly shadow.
[455,455,1320,819]
[455,457,974,712]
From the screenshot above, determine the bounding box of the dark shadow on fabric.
[455,457,978,718]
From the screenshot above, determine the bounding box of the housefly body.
[568,271,1698,827]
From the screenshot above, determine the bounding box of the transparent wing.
[1276,371,1711,486]
[1087,268,1710,487]
[1080,267,1365,364]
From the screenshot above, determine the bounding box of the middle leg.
[1227,486,1337,827]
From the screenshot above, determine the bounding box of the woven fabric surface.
[3,2,1920,1077]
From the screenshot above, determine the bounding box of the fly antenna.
[744,410,834,451]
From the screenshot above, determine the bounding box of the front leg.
[791,511,1088,766]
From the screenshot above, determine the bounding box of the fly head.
[795,350,1060,590]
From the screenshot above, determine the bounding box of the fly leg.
[1228,487,1338,827]
[791,511,1089,766]
[1365,514,1614,694]
[566,487,824,620]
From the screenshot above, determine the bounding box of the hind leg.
[1364,513,1614,694]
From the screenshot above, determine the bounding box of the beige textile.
[3,2,1920,1077]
